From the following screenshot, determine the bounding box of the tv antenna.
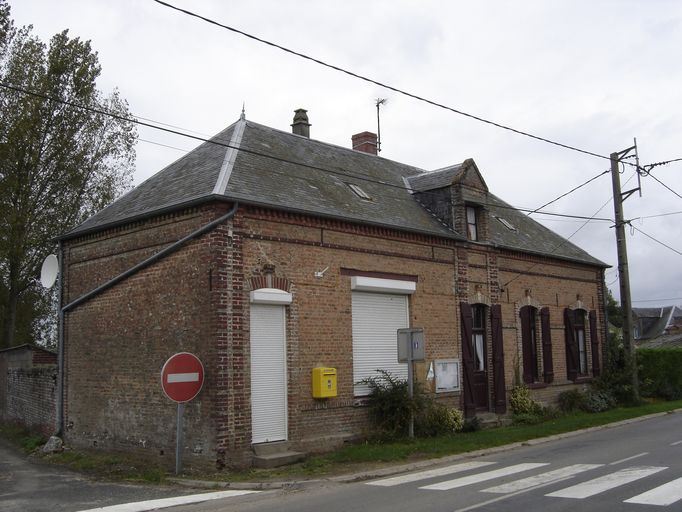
[376,98,388,153]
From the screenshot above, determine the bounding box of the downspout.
[56,240,65,436]
[56,202,239,436]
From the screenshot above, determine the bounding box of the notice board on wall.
[435,359,460,393]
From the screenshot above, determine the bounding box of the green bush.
[558,389,587,413]
[359,370,425,438]
[416,402,464,436]
[638,349,682,400]
[592,342,637,405]
[584,390,617,412]
[461,416,482,433]
[509,385,543,416]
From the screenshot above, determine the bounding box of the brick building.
[58,110,607,469]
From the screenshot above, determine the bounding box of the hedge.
[638,348,682,400]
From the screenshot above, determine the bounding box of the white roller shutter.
[352,292,409,396]
[250,304,288,444]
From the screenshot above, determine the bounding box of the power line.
[138,137,190,152]
[527,169,610,216]
[151,0,616,164]
[634,210,682,220]
[0,81,615,224]
[632,226,682,257]
[632,297,682,304]
[645,171,682,201]
[643,157,682,171]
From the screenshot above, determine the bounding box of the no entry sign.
[161,352,204,403]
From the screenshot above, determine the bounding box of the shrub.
[558,389,587,413]
[512,413,544,425]
[416,402,464,436]
[584,389,617,412]
[638,348,682,401]
[509,385,543,416]
[359,370,425,438]
[461,416,481,433]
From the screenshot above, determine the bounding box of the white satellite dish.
[40,254,59,289]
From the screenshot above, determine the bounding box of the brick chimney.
[291,108,311,138]
[351,131,378,155]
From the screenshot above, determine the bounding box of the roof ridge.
[213,117,246,195]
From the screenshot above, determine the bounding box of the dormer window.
[466,206,478,241]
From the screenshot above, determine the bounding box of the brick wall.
[62,201,605,468]
[0,345,57,436]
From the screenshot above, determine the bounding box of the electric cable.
[526,169,610,216]
[1,81,615,225]
[151,0,619,164]
[631,226,682,257]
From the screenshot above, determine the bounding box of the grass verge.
[2,399,681,484]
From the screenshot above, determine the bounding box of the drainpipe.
[56,240,65,436]
[56,202,239,435]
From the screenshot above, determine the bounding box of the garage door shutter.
[352,292,409,396]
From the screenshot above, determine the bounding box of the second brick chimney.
[351,131,378,155]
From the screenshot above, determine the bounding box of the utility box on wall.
[312,367,337,398]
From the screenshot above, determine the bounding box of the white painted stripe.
[482,464,603,494]
[212,118,246,195]
[546,466,667,499]
[367,461,496,487]
[75,490,258,512]
[625,476,682,506]
[671,440,682,446]
[609,452,648,465]
[419,463,549,491]
[167,372,199,383]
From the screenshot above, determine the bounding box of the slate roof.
[63,116,606,267]
[634,306,682,339]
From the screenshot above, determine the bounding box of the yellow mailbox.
[312,367,337,398]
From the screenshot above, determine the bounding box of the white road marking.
[671,440,682,446]
[74,490,258,512]
[167,372,199,383]
[367,461,495,487]
[482,464,603,494]
[546,466,667,499]
[419,463,549,491]
[609,452,648,465]
[625,476,682,506]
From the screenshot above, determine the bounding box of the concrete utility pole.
[610,145,640,403]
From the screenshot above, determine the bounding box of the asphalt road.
[4,412,682,512]
[175,411,682,512]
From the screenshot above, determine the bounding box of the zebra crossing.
[366,459,682,507]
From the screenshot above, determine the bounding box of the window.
[495,216,517,232]
[466,206,478,241]
[520,306,539,383]
[472,305,486,371]
[575,310,588,375]
[347,183,372,200]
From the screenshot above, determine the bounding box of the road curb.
[169,408,681,490]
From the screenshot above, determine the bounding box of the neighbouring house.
[634,306,682,348]
[57,109,608,469]
[0,344,57,436]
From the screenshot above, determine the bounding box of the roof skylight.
[347,183,372,201]
[495,216,517,232]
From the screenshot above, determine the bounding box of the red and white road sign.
[161,352,204,403]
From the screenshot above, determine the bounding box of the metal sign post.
[398,328,425,439]
[175,402,185,474]
[161,352,205,475]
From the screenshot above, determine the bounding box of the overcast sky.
[11,0,682,307]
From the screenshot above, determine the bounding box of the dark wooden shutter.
[564,308,578,382]
[491,304,507,414]
[460,303,476,418]
[519,306,534,384]
[540,307,554,383]
[589,310,601,377]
